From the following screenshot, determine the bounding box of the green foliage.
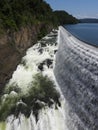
[37,23,50,39]
[54,10,79,25]
[0,0,78,32]
[28,74,60,105]
[0,94,19,121]
[0,0,54,30]
[21,74,60,119]
[0,74,60,121]
[0,122,6,130]
[5,83,21,94]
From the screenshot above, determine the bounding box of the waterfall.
[0,30,68,130]
[0,102,67,130]
[54,26,98,130]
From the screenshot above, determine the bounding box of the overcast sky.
[45,0,98,19]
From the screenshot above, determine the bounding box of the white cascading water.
[54,26,98,130]
[0,104,66,130]
[0,30,68,130]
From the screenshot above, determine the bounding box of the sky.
[45,0,98,19]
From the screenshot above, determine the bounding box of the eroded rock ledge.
[0,24,53,93]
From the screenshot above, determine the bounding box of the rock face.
[0,24,53,93]
[54,26,98,130]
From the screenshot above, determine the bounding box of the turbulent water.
[2,26,98,130]
[0,30,67,130]
[54,26,98,130]
[0,105,66,130]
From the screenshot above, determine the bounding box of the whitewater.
[1,25,98,130]
[54,26,98,130]
[0,30,68,130]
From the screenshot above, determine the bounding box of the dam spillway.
[54,26,98,130]
[0,31,67,130]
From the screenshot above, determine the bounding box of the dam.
[0,31,67,130]
[54,26,98,130]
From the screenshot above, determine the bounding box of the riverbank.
[0,30,67,130]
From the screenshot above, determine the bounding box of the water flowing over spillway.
[54,26,98,130]
[1,26,98,130]
[0,30,67,130]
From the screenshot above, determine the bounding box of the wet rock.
[38,48,43,54]
[38,59,53,71]
[54,49,58,54]
[38,62,45,71]
[0,24,53,93]
[46,59,53,68]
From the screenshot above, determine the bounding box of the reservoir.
[64,23,98,46]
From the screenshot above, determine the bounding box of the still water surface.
[64,23,98,46]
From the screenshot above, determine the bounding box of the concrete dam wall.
[54,26,98,130]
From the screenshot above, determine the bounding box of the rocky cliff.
[0,0,79,94]
[0,24,53,93]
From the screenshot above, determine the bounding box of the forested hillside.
[0,0,78,32]
[0,0,54,31]
[54,10,79,25]
[0,0,79,93]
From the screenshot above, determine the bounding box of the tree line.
[0,0,79,31]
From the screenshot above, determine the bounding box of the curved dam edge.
[64,25,98,48]
[54,26,98,130]
[61,26,98,50]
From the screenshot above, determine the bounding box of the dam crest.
[54,26,98,130]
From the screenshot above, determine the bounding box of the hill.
[0,0,78,31]
[54,10,79,25]
[0,0,78,93]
